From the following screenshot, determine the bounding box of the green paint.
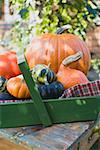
[0,54,99,128]
[0,95,99,128]
[18,54,52,127]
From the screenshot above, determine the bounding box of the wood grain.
[0,136,30,150]
[0,123,90,150]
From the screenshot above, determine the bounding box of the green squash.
[32,64,57,84]
[0,76,7,93]
[38,81,64,99]
[0,92,16,100]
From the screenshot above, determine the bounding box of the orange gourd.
[0,51,21,79]
[25,28,90,75]
[7,75,30,98]
[57,51,89,89]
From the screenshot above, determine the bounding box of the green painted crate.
[0,55,100,128]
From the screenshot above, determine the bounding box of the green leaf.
[6,0,98,51]
[19,8,29,19]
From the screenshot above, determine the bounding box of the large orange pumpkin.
[0,51,21,79]
[25,28,91,75]
[57,51,89,89]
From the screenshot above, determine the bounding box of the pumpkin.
[0,51,21,79]
[38,81,64,99]
[57,51,89,89]
[32,64,57,84]
[0,76,7,92]
[25,27,91,75]
[6,75,30,99]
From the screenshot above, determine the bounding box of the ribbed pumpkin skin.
[57,66,89,89]
[7,76,30,99]
[25,33,91,75]
[0,51,21,79]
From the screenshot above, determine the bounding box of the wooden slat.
[0,122,90,150]
[0,96,99,128]
[0,136,30,150]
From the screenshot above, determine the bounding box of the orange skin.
[25,33,91,75]
[7,76,30,99]
[57,64,89,89]
[0,51,21,79]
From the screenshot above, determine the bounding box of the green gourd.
[0,76,7,93]
[32,64,57,84]
[38,81,64,99]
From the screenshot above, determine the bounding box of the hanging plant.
[3,0,99,51]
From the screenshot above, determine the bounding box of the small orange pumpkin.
[7,75,30,98]
[57,51,89,89]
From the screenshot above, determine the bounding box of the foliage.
[91,57,100,73]
[3,0,99,51]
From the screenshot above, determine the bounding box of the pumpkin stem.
[47,63,51,68]
[56,25,71,34]
[62,51,83,66]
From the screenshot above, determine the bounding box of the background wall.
[0,0,11,40]
[86,26,100,57]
